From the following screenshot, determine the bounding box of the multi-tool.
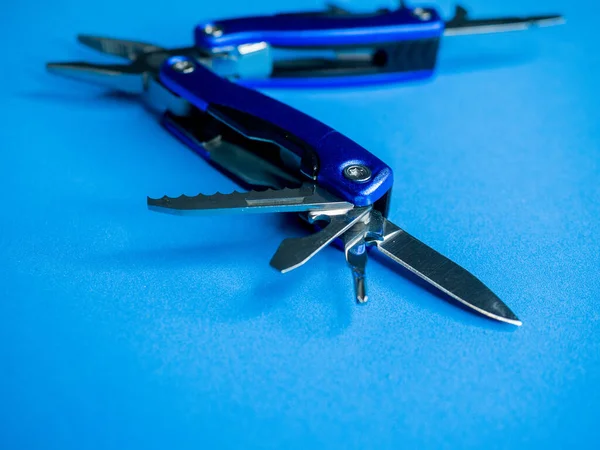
[187,2,564,87]
[43,1,566,326]
[45,3,564,89]
[47,1,564,89]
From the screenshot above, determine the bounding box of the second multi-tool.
[193,1,564,87]
[48,2,563,88]
[43,4,547,325]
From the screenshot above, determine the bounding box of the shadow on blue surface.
[79,220,354,336]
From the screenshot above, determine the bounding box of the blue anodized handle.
[194,7,444,88]
[195,7,443,48]
[158,57,393,207]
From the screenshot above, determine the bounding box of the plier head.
[46,34,272,96]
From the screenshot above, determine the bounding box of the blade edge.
[376,221,521,326]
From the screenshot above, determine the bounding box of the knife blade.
[375,216,521,326]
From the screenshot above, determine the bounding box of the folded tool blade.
[444,5,564,37]
[270,206,371,273]
[374,216,521,326]
[147,183,353,215]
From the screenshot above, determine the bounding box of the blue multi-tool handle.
[196,7,442,47]
[158,56,394,207]
[195,7,444,88]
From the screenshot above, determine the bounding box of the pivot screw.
[171,59,195,74]
[413,8,432,21]
[344,165,372,183]
[203,24,223,37]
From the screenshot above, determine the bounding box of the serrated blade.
[147,183,353,216]
[375,217,521,326]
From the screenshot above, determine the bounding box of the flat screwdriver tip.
[353,273,368,304]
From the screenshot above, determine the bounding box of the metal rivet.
[343,165,372,183]
[171,59,195,74]
[413,8,432,21]
[204,24,223,37]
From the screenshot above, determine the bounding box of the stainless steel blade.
[375,216,521,326]
[444,5,564,37]
[270,206,371,273]
[147,184,353,216]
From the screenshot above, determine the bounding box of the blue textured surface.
[2,0,599,449]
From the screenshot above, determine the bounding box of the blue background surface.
[2,0,599,448]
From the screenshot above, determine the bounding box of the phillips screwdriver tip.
[353,275,368,304]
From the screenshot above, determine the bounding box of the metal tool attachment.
[147,184,354,216]
[444,5,564,36]
[46,33,271,97]
[148,187,521,325]
[375,216,522,326]
[343,218,370,303]
[270,206,372,274]
[46,35,203,115]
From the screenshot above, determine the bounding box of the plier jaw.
[46,35,179,93]
[45,34,273,108]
